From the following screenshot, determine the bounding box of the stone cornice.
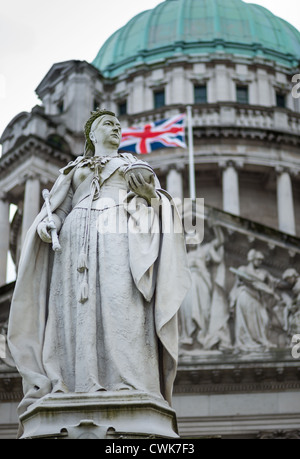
[102,52,299,85]
[174,380,300,395]
[193,125,300,149]
[175,356,300,395]
[0,135,74,178]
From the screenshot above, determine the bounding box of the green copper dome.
[92,0,300,77]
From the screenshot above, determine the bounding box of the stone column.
[276,167,296,236]
[21,174,41,247]
[166,166,184,202]
[0,192,10,286]
[221,161,240,215]
[215,64,232,101]
[170,67,185,104]
[132,75,145,112]
[256,68,271,106]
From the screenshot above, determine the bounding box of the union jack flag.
[119,113,186,154]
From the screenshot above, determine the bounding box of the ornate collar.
[77,155,121,171]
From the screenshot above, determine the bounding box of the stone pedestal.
[19,391,179,439]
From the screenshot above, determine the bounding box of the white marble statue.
[229,249,279,352]
[179,226,231,351]
[8,109,191,420]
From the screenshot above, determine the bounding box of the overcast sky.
[1,0,300,146]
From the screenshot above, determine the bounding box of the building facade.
[1,0,300,438]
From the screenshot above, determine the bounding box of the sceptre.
[42,189,62,252]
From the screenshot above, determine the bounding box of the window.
[194,85,207,104]
[57,100,64,114]
[154,89,165,109]
[276,93,286,108]
[236,85,249,104]
[118,100,127,116]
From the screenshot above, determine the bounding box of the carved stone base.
[19,391,179,439]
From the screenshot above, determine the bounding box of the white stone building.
[1,0,300,439]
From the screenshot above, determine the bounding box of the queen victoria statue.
[7,109,191,437]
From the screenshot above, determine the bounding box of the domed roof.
[92,0,300,77]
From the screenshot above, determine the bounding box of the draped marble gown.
[8,153,191,418]
[44,164,161,397]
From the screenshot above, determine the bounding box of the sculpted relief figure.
[267,269,299,347]
[8,109,191,421]
[179,226,231,351]
[280,269,300,340]
[261,268,300,347]
[229,249,279,352]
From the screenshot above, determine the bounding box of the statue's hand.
[37,215,61,243]
[127,173,159,206]
[37,220,53,243]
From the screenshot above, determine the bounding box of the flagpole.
[187,105,196,201]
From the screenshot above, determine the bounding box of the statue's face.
[286,275,296,286]
[90,115,122,149]
[253,256,263,268]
